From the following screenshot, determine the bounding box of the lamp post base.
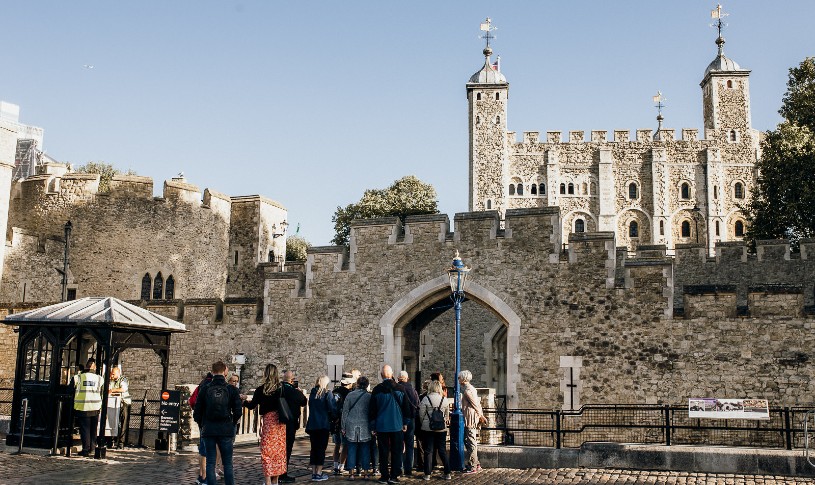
[449,410,465,471]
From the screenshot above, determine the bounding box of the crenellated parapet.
[674,239,815,311]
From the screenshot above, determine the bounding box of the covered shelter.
[3,297,186,457]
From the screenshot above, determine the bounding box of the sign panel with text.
[158,390,181,433]
[688,398,769,420]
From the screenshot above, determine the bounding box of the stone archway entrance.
[378,275,521,408]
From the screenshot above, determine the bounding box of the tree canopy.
[331,175,439,246]
[72,161,136,193]
[745,57,815,247]
[286,234,311,261]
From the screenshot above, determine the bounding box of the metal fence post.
[784,407,792,450]
[664,405,671,446]
[51,399,63,455]
[555,410,562,449]
[16,398,29,454]
[137,393,147,448]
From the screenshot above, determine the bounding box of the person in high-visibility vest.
[73,358,103,457]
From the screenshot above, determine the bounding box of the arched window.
[517,184,524,196]
[23,333,52,382]
[729,130,737,142]
[495,115,501,125]
[659,220,664,236]
[560,183,566,195]
[165,275,175,300]
[539,183,546,195]
[726,80,733,88]
[575,219,585,233]
[681,183,690,200]
[681,221,691,238]
[582,183,588,195]
[508,184,515,196]
[568,183,575,195]
[268,251,274,262]
[715,221,720,236]
[495,92,500,100]
[629,221,639,238]
[475,116,481,125]
[153,272,164,300]
[476,93,481,100]
[141,273,151,300]
[530,185,537,195]
[734,182,744,199]
[628,182,638,199]
[714,186,718,199]
[486,199,492,210]
[735,220,744,237]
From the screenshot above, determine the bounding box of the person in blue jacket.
[305,375,337,482]
[368,365,412,484]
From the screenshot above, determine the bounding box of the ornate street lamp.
[447,250,470,471]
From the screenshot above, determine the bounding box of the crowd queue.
[190,361,487,485]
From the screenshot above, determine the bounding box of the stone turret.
[467,20,509,214]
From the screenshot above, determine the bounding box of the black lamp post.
[447,251,470,471]
[61,221,72,302]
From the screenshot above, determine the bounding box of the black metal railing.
[481,404,815,450]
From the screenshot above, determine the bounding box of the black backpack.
[205,382,231,421]
[426,396,446,431]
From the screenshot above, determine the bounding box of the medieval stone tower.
[468,19,759,252]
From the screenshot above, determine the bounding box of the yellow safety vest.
[73,372,103,412]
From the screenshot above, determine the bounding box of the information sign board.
[158,390,181,433]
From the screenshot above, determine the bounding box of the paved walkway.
[1,438,812,484]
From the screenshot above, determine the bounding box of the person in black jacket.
[279,370,306,483]
[193,361,243,485]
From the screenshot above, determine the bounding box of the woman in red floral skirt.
[245,364,287,485]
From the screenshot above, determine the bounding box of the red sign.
[162,391,170,400]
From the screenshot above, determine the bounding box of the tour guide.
[73,358,103,457]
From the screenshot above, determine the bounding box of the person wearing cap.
[331,372,356,475]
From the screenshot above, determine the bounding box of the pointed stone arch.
[378,275,521,407]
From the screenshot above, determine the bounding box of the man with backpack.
[193,361,243,485]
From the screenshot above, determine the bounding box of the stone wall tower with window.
[700,33,758,244]
[467,45,509,213]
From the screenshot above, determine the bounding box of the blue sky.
[1,1,812,246]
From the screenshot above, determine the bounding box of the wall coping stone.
[404,213,449,224]
[307,246,345,254]
[684,285,737,295]
[568,231,615,242]
[748,284,803,294]
[350,217,399,227]
[454,211,500,221]
[505,207,560,217]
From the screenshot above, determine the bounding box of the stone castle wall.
[0,170,288,304]
[674,239,815,308]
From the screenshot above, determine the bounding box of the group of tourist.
[190,361,487,485]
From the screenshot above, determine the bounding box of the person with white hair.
[458,370,486,474]
[369,365,412,484]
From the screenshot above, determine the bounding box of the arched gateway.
[378,275,521,408]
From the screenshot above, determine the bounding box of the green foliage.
[286,235,311,261]
[73,162,136,193]
[331,175,439,246]
[745,58,815,246]
[779,57,815,130]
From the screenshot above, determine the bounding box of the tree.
[745,58,815,247]
[286,234,311,261]
[73,162,136,193]
[331,175,439,246]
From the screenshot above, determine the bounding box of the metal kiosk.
[3,297,186,457]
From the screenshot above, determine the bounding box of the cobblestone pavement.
[0,438,812,485]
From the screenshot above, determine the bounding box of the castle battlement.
[682,284,809,319]
[514,128,702,145]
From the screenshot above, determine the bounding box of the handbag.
[277,385,294,424]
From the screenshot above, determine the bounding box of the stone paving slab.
[0,439,813,485]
